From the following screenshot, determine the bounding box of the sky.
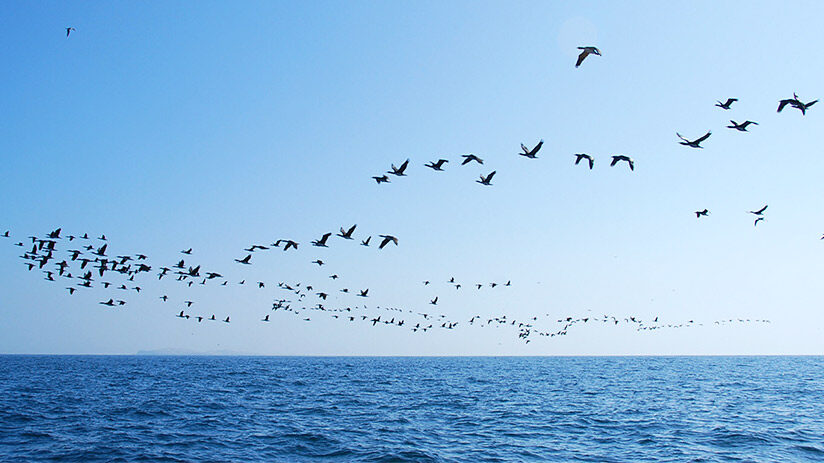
[1,0,823,355]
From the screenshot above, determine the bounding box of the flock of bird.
[2,34,800,346]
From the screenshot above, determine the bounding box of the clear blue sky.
[1,1,823,355]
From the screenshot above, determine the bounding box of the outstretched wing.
[575,49,589,68]
[695,131,711,143]
[676,132,689,142]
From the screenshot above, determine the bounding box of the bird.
[181,248,192,255]
[425,159,449,171]
[358,289,369,297]
[754,217,765,227]
[610,155,634,171]
[66,27,75,37]
[281,240,298,251]
[100,299,115,306]
[361,236,371,246]
[262,315,270,322]
[477,171,496,186]
[727,120,758,131]
[695,209,709,218]
[574,153,594,170]
[378,235,398,249]
[235,254,252,264]
[312,260,324,266]
[715,98,737,110]
[519,140,543,159]
[460,154,483,165]
[1,231,8,238]
[373,175,390,184]
[312,233,331,247]
[748,205,768,216]
[676,131,711,148]
[778,93,818,115]
[337,224,356,240]
[223,317,230,323]
[387,159,409,176]
[575,46,601,67]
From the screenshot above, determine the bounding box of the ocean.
[1,356,822,462]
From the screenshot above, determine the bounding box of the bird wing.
[676,133,689,142]
[398,159,409,173]
[610,157,619,166]
[806,99,819,109]
[588,157,594,169]
[777,100,791,112]
[487,171,496,181]
[695,131,711,143]
[756,205,768,214]
[575,49,589,67]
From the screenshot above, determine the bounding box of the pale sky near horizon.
[1,1,823,355]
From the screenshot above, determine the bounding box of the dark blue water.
[1,356,823,462]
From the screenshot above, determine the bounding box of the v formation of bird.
[2,40,802,345]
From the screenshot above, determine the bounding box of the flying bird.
[387,159,409,176]
[425,159,449,171]
[66,27,75,37]
[477,171,496,186]
[235,254,252,265]
[361,236,371,246]
[373,175,390,184]
[574,153,594,170]
[754,217,764,227]
[337,224,356,240]
[461,154,483,165]
[748,205,768,216]
[695,209,709,218]
[519,140,543,158]
[676,131,711,148]
[727,120,758,131]
[778,93,818,115]
[610,155,634,171]
[715,98,737,110]
[312,232,331,247]
[378,235,398,249]
[575,46,601,67]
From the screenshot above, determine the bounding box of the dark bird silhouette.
[1,231,8,238]
[748,205,768,216]
[715,98,737,110]
[378,235,398,249]
[223,317,230,323]
[373,175,390,184]
[100,299,115,306]
[66,27,75,37]
[430,297,438,305]
[361,236,371,246]
[337,224,356,240]
[387,159,409,176]
[610,155,634,171]
[575,46,601,67]
[235,254,252,264]
[477,171,496,186]
[461,154,483,165]
[358,289,369,297]
[312,260,324,266]
[695,209,709,218]
[727,120,758,131]
[519,140,543,158]
[677,131,711,148]
[778,93,818,115]
[181,248,192,255]
[262,315,270,322]
[574,153,594,169]
[425,159,449,171]
[754,217,764,227]
[312,233,331,247]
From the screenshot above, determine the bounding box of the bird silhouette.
[695,209,709,218]
[574,153,594,169]
[477,171,496,186]
[378,235,398,249]
[519,140,543,158]
[387,159,409,176]
[715,98,737,110]
[748,205,768,216]
[575,46,601,67]
[425,159,449,171]
[373,175,390,184]
[727,120,758,131]
[677,131,711,148]
[312,233,331,247]
[66,27,75,37]
[461,154,483,165]
[610,155,634,171]
[337,224,356,240]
